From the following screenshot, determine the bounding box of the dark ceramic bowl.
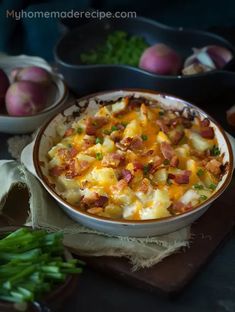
[0,226,79,312]
[55,16,235,103]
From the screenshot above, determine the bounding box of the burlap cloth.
[0,160,190,270]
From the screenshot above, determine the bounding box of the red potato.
[5,81,47,116]
[139,43,182,75]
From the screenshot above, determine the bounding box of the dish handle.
[21,140,38,177]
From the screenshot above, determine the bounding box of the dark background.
[0,0,235,60]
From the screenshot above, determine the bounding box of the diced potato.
[156,131,170,143]
[57,175,80,190]
[152,168,168,184]
[62,189,81,204]
[102,137,115,153]
[179,189,200,206]
[90,168,117,187]
[175,144,190,158]
[123,200,142,219]
[85,143,103,156]
[48,156,62,168]
[186,131,213,152]
[104,204,123,218]
[201,171,218,188]
[139,189,171,220]
[48,143,66,159]
[186,159,199,184]
[76,153,96,163]
[123,119,142,138]
[95,106,111,117]
[111,98,128,114]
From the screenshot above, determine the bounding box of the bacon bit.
[133,161,143,171]
[156,119,170,133]
[82,135,96,150]
[49,165,65,177]
[171,117,192,128]
[69,147,78,158]
[169,201,192,214]
[170,155,179,167]
[65,159,79,179]
[110,130,123,142]
[121,169,133,183]
[205,159,222,176]
[174,170,191,184]
[170,130,184,145]
[87,207,104,215]
[118,136,144,152]
[81,193,108,209]
[64,127,74,137]
[85,116,109,135]
[137,178,151,193]
[102,152,125,168]
[110,179,128,193]
[200,127,214,139]
[149,156,163,174]
[201,118,210,127]
[160,142,175,160]
[116,123,125,130]
[168,173,175,179]
[143,149,155,157]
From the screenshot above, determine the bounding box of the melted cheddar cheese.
[47,96,225,220]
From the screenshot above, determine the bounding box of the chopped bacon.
[170,155,179,168]
[118,136,144,152]
[64,127,74,137]
[205,159,222,176]
[174,170,191,184]
[170,130,184,145]
[110,179,128,193]
[82,135,96,150]
[149,156,163,173]
[110,130,123,142]
[102,152,125,168]
[156,119,170,133]
[58,147,78,160]
[201,118,210,127]
[133,161,143,171]
[143,150,155,157]
[85,116,109,135]
[49,165,65,177]
[169,201,192,214]
[121,169,133,183]
[66,159,90,179]
[160,142,175,160]
[171,117,192,128]
[81,192,108,209]
[137,178,151,193]
[200,127,214,139]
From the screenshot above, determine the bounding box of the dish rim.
[54,15,235,80]
[33,88,234,225]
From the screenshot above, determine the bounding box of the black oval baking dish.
[54,16,235,103]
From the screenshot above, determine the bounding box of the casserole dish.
[23,89,234,237]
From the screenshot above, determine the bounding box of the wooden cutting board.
[1,177,235,296]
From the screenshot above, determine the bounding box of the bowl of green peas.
[0,227,84,312]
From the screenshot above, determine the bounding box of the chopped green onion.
[96,152,103,160]
[77,127,83,134]
[111,125,118,132]
[103,129,111,135]
[200,195,208,201]
[159,111,165,116]
[141,134,148,141]
[67,143,72,148]
[143,164,150,175]
[209,183,216,190]
[95,137,104,144]
[163,159,170,166]
[210,145,220,156]
[197,169,204,177]
[193,184,204,190]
